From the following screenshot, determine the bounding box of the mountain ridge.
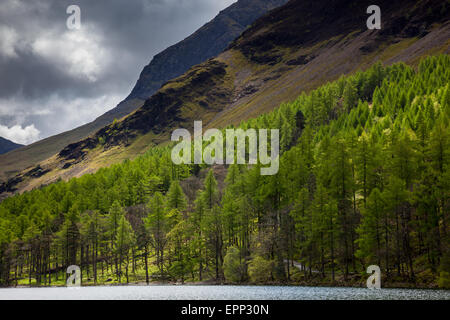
[127,0,289,101]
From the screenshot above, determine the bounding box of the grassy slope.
[0,98,144,182]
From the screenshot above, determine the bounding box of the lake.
[0,285,449,300]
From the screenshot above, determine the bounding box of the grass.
[11,258,443,289]
[9,254,221,288]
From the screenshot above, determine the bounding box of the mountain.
[1,0,449,195]
[127,0,289,101]
[0,0,287,182]
[0,137,23,155]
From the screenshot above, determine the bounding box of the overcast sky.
[0,0,235,144]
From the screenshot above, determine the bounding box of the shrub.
[248,256,273,283]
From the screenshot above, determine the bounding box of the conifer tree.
[116,215,134,283]
[145,192,169,276]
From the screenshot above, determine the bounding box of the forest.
[0,54,448,288]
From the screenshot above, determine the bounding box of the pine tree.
[166,180,187,211]
[167,219,193,283]
[356,188,385,268]
[343,79,358,113]
[330,135,353,278]
[199,170,223,280]
[145,192,169,276]
[116,215,134,283]
[108,200,124,279]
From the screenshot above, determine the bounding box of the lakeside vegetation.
[0,55,448,288]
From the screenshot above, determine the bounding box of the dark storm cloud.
[0,0,235,144]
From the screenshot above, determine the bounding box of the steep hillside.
[0,137,23,155]
[0,0,286,182]
[2,0,449,196]
[128,0,288,100]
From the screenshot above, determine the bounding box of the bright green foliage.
[166,180,187,211]
[167,219,193,283]
[145,192,170,275]
[248,256,273,283]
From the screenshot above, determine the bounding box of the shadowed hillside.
[0,137,23,155]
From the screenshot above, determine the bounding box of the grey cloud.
[0,0,235,143]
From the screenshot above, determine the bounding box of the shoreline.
[4,280,446,290]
